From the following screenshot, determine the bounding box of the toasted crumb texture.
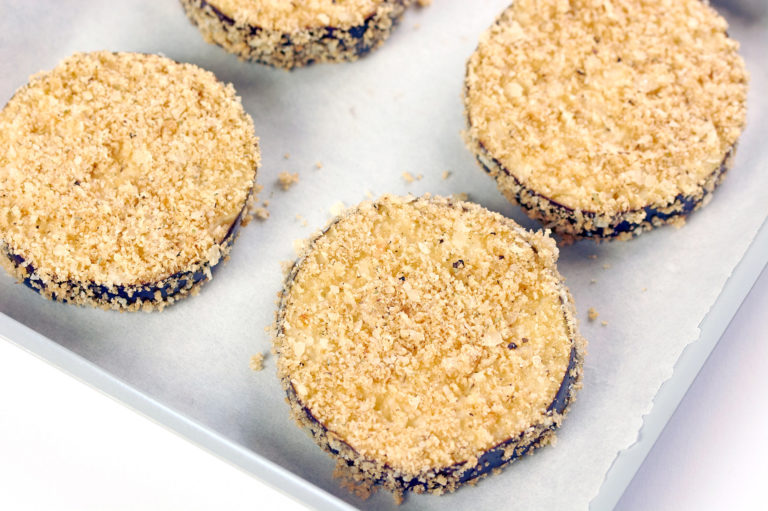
[0,52,259,310]
[277,171,299,191]
[464,0,748,240]
[180,0,411,70]
[274,195,585,494]
[250,353,265,371]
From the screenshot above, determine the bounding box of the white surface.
[0,338,309,511]
[0,1,767,510]
[618,265,768,511]
[1,267,766,511]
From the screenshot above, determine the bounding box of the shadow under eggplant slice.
[0,51,260,311]
[273,195,586,499]
[180,0,411,70]
[463,0,748,242]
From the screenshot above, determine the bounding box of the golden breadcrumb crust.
[464,0,748,240]
[0,51,260,310]
[274,195,585,495]
[180,0,411,70]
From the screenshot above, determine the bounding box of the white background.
[1,265,766,511]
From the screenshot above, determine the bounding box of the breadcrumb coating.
[274,195,585,494]
[465,0,748,239]
[211,0,390,32]
[0,52,259,309]
[181,0,410,70]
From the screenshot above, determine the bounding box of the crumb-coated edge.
[0,205,250,312]
[273,195,586,497]
[180,0,409,70]
[465,130,737,242]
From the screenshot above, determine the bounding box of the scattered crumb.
[590,278,597,284]
[277,171,299,191]
[315,161,323,170]
[283,153,291,160]
[417,0,433,5]
[450,192,469,202]
[333,461,375,501]
[280,260,294,276]
[330,200,346,217]
[442,170,452,180]
[292,238,309,257]
[588,254,598,260]
[601,321,608,327]
[402,171,422,184]
[263,200,270,207]
[253,207,270,220]
[249,353,265,371]
[295,214,308,227]
[588,307,598,321]
[602,263,611,270]
[642,287,648,292]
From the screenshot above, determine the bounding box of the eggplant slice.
[0,52,260,311]
[180,0,411,70]
[463,0,748,242]
[274,195,586,498]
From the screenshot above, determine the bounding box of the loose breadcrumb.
[401,171,422,183]
[588,307,599,321]
[278,171,300,191]
[283,153,291,159]
[253,207,270,220]
[329,201,346,217]
[601,321,608,327]
[442,170,452,180]
[315,161,323,170]
[250,353,265,371]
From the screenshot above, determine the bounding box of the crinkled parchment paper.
[0,1,766,509]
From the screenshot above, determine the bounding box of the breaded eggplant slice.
[274,195,586,497]
[180,0,411,70]
[464,0,748,241]
[0,52,260,311]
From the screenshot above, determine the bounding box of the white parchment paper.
[0,1,766,509]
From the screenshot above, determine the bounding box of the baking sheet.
[0,1,766,510]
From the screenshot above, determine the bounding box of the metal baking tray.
[1,1,766,509]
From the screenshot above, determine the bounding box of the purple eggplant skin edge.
[475,140,735,241]
[1,207,246,309]
[185,0,408,69]
[291,344,579,493]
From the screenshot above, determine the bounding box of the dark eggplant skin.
[1,207,246,311]
[274,196,586,497]
[289,344,582,495]
[472,140,736,242]
[180,0,409,70]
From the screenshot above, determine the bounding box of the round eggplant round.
[274,195,586,497]
[0,51,260,311]
[463,0,748,242]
